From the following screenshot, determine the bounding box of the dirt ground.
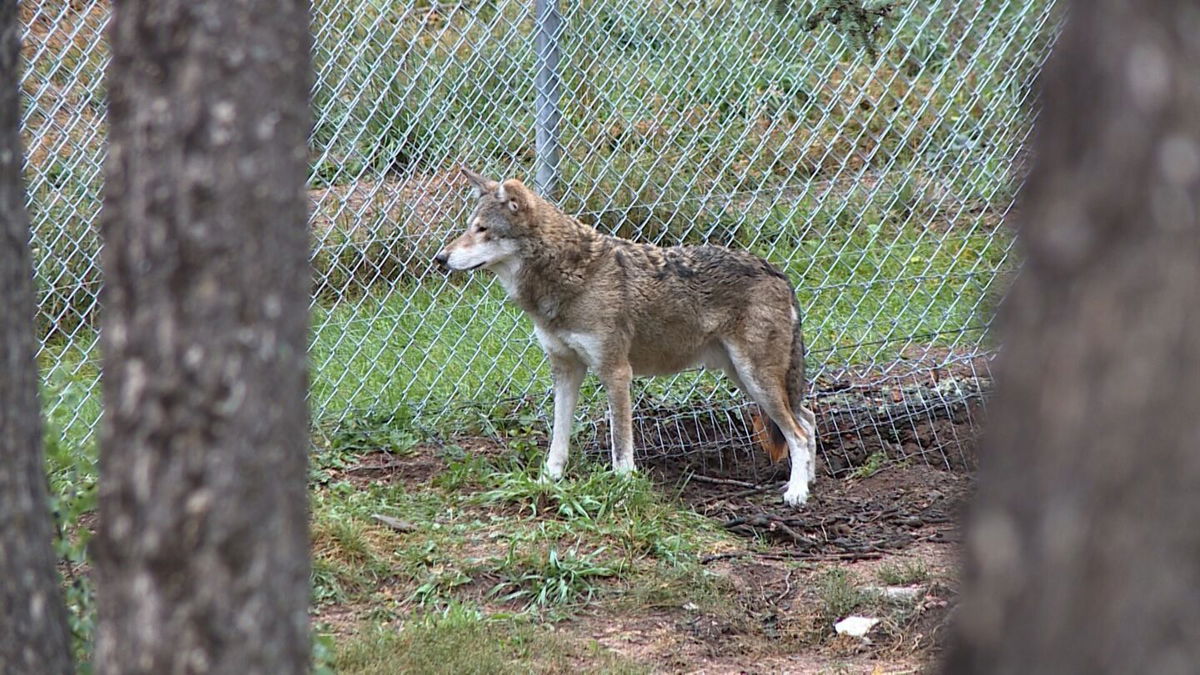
[638,459,966,674]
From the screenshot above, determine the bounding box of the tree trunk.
[0,4,76,674]
[92,1,313,673]
[945,1,1200,673]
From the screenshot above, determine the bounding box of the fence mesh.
[22,0,1058,475]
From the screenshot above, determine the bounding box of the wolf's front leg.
[600,362,636,474]
[544,359,586,480]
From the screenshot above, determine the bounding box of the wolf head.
[434,168,537,272]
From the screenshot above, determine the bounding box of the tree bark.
[0,4,76,673]
[945,1,1200,673]
[93,1,313,673]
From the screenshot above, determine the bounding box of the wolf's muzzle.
[434,252,449,270]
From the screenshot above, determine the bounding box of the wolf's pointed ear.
[460,167,498,197]
[497,178,532,215]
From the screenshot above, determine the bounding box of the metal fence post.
[534,0,562,197]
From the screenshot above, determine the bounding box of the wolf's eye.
[477,225,488,232]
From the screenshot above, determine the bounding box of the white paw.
[782,484,809,507]
[541,462,565,483]
[613,460,637,476]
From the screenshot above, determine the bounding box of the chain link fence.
[22,0,1058,475]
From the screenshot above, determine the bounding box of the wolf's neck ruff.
[510,199,605,324]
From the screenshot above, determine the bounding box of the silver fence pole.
[534,0,562,197]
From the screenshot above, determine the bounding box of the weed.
[483,466,654,521]
[618,562,735,613]
[410,566,475,608]
[324,413,420,456]
[876,559,930,586]
[481,464,719,563]
[851,451,888,479]
[310,507,399,606]
[311,557,351,606]
[818,568,868,620]
[491,545,622,611]
[431,448,494,491]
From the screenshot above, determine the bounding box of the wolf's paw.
[613,460,637,477]
[540,462,565,483]
[782,484,809,507]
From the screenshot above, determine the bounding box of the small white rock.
[834,616,880,637]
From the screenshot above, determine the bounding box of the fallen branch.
[699,551,750,564]
[699,549,885,565]
[371,514,418,533]
[698,482,784,505]
[687,474,762,489]
[344,459,409,473]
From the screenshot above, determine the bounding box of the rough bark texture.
[0,4,76,674]
[945,1,1200,673]
[93,2,313,673]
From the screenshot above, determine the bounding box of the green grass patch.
[818,568,870,621]
[875,559,930,586]
[327,602,647,675]
[306,444,733,622]
[490,544,622,611]
[850,451,889,479]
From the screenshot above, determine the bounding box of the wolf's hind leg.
[798,405,818,486]
[544,357,586,481]
[599,361,636,475]
[725,344,811,506]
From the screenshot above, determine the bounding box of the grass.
[327,602,648,674]
[818,568,870,621]
[875,559,930,586]
[807,563,939,651]
[306,433,731,615]
[303,437,950,670]
[851,451,889,479]
[302,440,738,670]
[490,544,623,610]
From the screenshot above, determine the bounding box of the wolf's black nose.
[434,252,449,270]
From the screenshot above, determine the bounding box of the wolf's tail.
[753,296,807,464]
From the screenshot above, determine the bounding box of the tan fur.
[436,168,819,505]
[752,411,790,464]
